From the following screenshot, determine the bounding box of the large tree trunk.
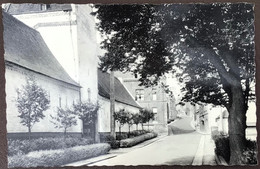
[228,85,247,165]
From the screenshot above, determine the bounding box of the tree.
[16,76,50,140]
[132,113,142,130]
[73,101,100,140]
[114,109,128,136]
[93,3,255,164]
[125,111,133,135]
[50,107,77,138]
[139,109,155,130]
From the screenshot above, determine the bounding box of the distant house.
[215,102,256,140]
[114,72,177,133]
[98,70,141,135]
[3,11,82,138]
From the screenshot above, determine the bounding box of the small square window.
[136,89,144,101]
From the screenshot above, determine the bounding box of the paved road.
[89,117,202,166]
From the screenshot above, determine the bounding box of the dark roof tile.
[98,69,141,109]
[3,11,79,87]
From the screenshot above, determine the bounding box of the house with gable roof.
[3,4,142,139]
[97,70,142,135]
[3,11,82,138]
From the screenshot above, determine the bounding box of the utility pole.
[110,70,116,138]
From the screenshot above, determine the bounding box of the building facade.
[115,72,177,133]
[98,70,141,134]
[6,3,99,103]
[3,11,82,138]
[4,4,142,140]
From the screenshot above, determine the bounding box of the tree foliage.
[132,113,142,130]
[139,109,155,129]
[93,3,255,164]
[50,107,77,137]
[114,109,129,133]
[93,3,254,107]
[73,101,100,125]
[16,76,50,139]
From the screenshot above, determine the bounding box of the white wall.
[13,4,99,103]
[14,11,79,82]
[6,63,82,133]
[75,5,99,102]
[98,95,140,133]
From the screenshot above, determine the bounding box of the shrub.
[116,130,149,140]
[120,132,157,148]
[104,135,120,149]
[129,130,149,137]
[8,137,93,156]
[214,135,230,163]
[8,143,111,168]
[242,139,257,165]
[214,133,257,165]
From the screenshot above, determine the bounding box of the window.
[41,4,50,11]
[152,107,158,121]
[152,88,157,101]
[46,4,51,9]
[59,97,61,107]
[135,89,144,101]
[87,88,91,102]
[152,107,158,113]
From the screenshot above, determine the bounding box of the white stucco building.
[3,11,82,138]
[4,4,142,140]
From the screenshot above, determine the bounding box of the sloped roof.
[98,69,141,108]
[5,4,72,15]
[3,11,79,87]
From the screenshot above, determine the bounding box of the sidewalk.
[192,134,216,165]
[65,133,167,166]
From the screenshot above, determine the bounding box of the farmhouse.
[3,11,82,138]
[3,5,142,140]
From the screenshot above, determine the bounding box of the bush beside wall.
[8,143,111,168]
[8,137,94,156]
[120,132,157,148]
[213,132,257,165]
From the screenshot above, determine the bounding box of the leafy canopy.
[50,107,77,134]
[93,3,255,108]
[16,76,50,129]
[73,101,100,125]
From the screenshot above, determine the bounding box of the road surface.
[90,116,203,166]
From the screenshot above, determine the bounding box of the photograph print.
[2,2,257,168]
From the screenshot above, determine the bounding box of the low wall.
[7,132,82,139]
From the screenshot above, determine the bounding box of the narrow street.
[88,116,209,166]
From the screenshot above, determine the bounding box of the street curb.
[64,154,117,167]
[192,135,205,165]
[66,134,167,166]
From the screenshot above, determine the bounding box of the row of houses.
[190,102,256,140]
[3,4,177,140]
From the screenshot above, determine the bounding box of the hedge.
[8,137,93,156]
[8,143,111,168]
[120,132,158,148]
[213,132,257,165]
